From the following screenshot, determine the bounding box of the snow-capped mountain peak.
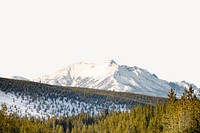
[105,59,118,66]
[34,60,199,98]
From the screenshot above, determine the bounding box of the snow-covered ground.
[34,60,200,98]
[9,76,29,81]
[0,90,129,118]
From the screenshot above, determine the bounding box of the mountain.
[0,77,166,118]
[35,60,200,98]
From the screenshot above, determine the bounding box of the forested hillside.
[0,77,166,118]
[0,86,199,133]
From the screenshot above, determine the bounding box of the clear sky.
[0,1,200,87]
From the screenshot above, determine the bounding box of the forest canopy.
[0,86,200,133]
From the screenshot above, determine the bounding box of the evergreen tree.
[167,88,177,103]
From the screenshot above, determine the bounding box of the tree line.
[0,86,200,133]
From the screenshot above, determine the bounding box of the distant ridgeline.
[0,77,166,118]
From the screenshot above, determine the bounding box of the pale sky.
[0,1,200,87]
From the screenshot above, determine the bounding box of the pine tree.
[65,128,70,133]
[81,125,87,133]
[167,88,177,103]
[56,125,64,133]
[187,85,194,100]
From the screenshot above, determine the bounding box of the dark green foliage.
[0,106,52,133]
[0,77,167,109]
[0,78,200,133]
[2,93,199,133]
[167,88,177,103]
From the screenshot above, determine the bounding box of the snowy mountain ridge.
[34,60,200,98]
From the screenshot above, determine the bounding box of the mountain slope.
[0,77,166,118]
[35,60,200,98]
